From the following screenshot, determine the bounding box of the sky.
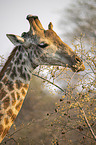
[0,0,71,59]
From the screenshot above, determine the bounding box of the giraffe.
[0,15,85,143]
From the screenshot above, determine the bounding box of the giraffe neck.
[0,45,35,142]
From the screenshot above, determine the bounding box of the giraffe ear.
[6,34,25,46]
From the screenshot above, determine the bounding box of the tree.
[59,0,96,42]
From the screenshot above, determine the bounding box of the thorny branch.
[32,73,65,92]
[32,73,96,141]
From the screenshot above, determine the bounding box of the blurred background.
[0,0,96,144]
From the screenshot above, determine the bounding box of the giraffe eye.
[38,42,49,48]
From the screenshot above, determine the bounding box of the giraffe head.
[7,15,85,72]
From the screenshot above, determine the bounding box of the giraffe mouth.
[71,63,85,72]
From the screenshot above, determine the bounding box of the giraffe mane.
[0,46,18,80]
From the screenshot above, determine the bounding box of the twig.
[32,73,65,92]
[32,73,96,141]
[75,101,96,141]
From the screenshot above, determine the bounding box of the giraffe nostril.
[75,57,81,63]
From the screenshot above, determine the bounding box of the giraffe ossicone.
[0,15,85,143]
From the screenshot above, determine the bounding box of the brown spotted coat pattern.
[0,46,31,143]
